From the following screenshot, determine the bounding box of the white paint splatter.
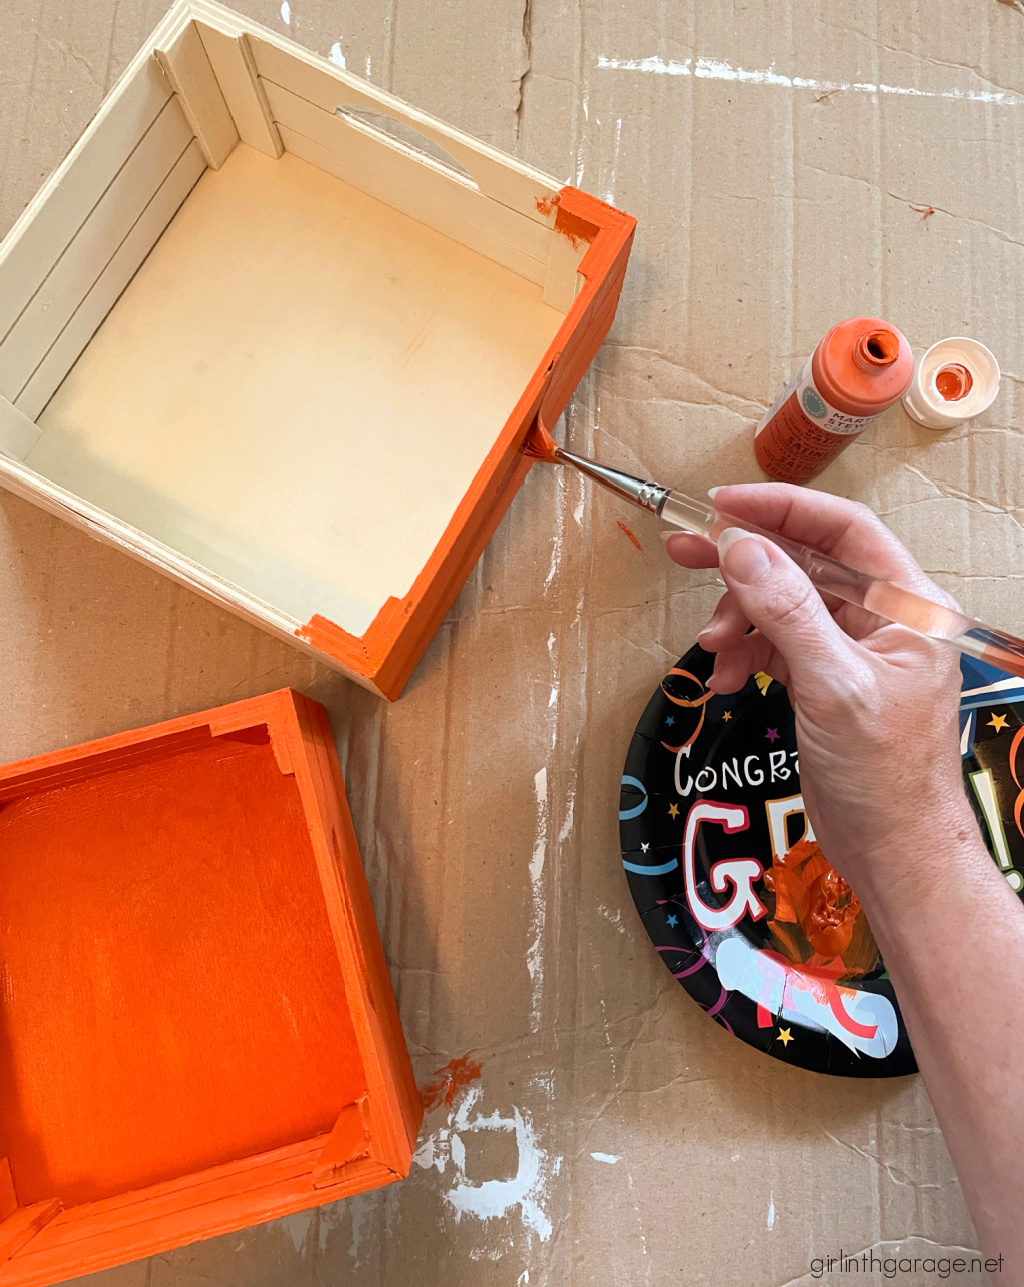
[558,788,574,842]
[591,1152,621,1164]
[595,54,1024,105]
[526,765,548,1030]
[365,55,372,77]
[598,904,626,934]
[767,1192,776,1230]
[329,41,346,68]
[344,1194,374,1267]
[546,632,558,726]
[543,470,565,591]
[517,1272,531,1286]
[415,1086,557,1242]
[602,116,623,204]
[412,1131,446,1172]
[447,1089,553,1239]
[280,1210,313,1254]
[530,768,547,883]
[626,1171,648,1256]
[279,1,291,24]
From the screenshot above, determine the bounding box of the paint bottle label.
[754,358,880,483]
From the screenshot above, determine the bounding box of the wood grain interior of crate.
[0,689,421,1285]
[0,1,635,697]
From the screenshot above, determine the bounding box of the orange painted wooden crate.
[0,689,421,1284]
[0,0,635,700]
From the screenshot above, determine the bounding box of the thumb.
[716,527,854,689]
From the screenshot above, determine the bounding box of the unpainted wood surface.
[1,1,1024,1285]
[32,143,564,636]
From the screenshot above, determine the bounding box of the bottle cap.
[902,338,1000,430]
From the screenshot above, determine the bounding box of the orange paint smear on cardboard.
[616,520,643,550]
[420,1052,483,1112]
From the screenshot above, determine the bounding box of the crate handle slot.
[333,106,479,188]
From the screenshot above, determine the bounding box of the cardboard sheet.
[2,0,1022,1284]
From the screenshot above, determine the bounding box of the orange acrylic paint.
[762,838,879,980]
[420,1052,484,1112]
[754,317,913,483]
[0,691,421,1285]
[935,362,973,401]
[522,418,561,462]
[616,520,643,550]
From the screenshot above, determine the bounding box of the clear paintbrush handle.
[658,489,1024,681]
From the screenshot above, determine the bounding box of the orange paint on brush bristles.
[617,520,643,550]
[522,419,561,462]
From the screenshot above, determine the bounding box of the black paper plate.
[619,645,1024,1077]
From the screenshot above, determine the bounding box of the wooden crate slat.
[195,24,283,158]
[0,99,195,405]
[0,398,41,462]
[247,31,559,222]
[156,20,239,169]
[15,140,207,420]
[0,56,174,345]
[271,109,551,287]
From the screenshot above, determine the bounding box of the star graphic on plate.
[665,715,675,726]
[668,803,680,819]
[988,712,1009,732]
[667,914,678,928]
[721,710,732,721]
[776,1027,793,1047]
[641,842,650,853]
[765,728,780,743]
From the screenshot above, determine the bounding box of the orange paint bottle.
[754,317,913,483]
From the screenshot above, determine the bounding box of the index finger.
[709,482,936,595]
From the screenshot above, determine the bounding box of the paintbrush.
[523,421,1024,680]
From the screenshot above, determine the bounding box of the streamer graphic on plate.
[619,645,1024,1077]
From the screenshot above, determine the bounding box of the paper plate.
[619,645,1024,1077]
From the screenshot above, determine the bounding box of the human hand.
[663,484,980,897]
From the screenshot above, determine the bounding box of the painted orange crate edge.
[299,189,637,700]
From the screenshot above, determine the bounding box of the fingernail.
[659,531,676,544]
[708,486,721,499]
[717,527,770,584]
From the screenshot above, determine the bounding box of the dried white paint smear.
[280,1,291,24]
[596,54,1024,106]
[590,1152,621,1164]
[413,1086,557,1242]
[767,1192,776,1230]
[329,42,346,68]
[526,766,548,1030]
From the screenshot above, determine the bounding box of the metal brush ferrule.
[636,481,671,514]
[553,448,673,513]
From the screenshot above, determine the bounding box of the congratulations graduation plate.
[619,645,1024,1077]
